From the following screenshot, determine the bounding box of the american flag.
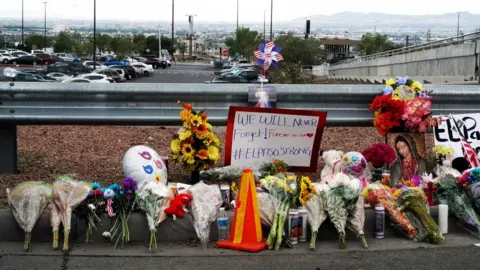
[450,115,480,168]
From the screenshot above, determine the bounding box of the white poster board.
[225,106,327,172]
[433,113,480,159]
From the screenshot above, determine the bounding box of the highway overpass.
[328,31,480,84]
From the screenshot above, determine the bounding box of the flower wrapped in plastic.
[363,183,417,239]
[397,187,443,244]
[304,193,328,250]
[7,181,52,251]
[260,174,296,250]
[199,159,289,182]
[436,175,480,237]
[136,182,170,251]
[52,176,91,251]
[187,181,222,248]
[257,192,276,226]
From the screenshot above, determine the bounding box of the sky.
[0,0,478,22]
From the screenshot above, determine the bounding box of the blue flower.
[396,77,407,85]
[383,86,393,95]
[109,183,121,192]
[92,182,101,190]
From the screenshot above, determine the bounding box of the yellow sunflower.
[190,115,202,127]
[181,143,195,158]
[179,129,192,141]
[203,140,210,146]
[205,122,213,131]
[184,155,195,164]
[170,139,180,153]
[207,145,220,161]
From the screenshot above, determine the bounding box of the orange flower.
[196,149,209,160]
[177,100,192,110]
[195,124,209,138]
[200,113,208,121]
[180,109,191,121]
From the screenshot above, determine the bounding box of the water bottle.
[217,207,229,241]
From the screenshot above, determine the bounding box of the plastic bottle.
[217,207,229,241]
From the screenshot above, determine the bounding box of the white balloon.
[122,145,168,190]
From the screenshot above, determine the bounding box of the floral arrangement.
[369,77,438,136]
[79,182,106,243]
[397,187,444,244]
[433,145,455,163]
[363,183,417,239]
[401,174,421,188]
[458,168,480,213]
[170,101,221,172]
[296,176,316,206]
[362,143,396,168]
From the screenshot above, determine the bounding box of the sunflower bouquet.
[170,101,221,172]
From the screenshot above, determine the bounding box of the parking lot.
[0,63,216,84]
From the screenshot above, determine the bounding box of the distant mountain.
[293,11,480,26]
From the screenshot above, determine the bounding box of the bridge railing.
[332,30,480,65]
[1,82,480,173]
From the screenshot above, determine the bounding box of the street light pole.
[263,10,266,43]
[457,12,461,37]
[42,2,47,49]
[269,0,273,41]
[21,0,24,45]
[236,0,239,31]
[93,0,97,69]
[171,0,175,42]
[159,26,162,59]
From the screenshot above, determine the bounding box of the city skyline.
[0,0,479,22]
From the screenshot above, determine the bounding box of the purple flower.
[122,177,138,191]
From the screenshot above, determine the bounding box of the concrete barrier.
[329,41,479,84]
[0,206,467,244]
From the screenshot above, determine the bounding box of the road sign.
[222,49,229,57]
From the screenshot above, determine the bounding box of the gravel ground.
[0,125,435,208]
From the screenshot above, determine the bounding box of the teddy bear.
[320,150,344,184]
[164,193,193,220]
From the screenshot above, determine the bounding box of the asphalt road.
[0,63,216,84]
[1,246,480,270]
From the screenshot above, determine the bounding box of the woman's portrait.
[389,134,426,188]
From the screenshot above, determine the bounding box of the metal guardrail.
[333,31,480,65]
[2,83,480,126]
[2,82,480,174]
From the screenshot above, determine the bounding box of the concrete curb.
[0,206,466,245]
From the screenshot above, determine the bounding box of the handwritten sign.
[224,106,327,172]
[434,113,480,158]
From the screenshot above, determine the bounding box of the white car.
[132,63,154,76]
[75,73,115,83]
[56,53,74,62]
[46,72,73,82]
[0,53,14,64]
[82,61,106,70]
[63,78,92,83]
[112,68,127,82]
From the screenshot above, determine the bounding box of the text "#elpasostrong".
[233,146,312,160]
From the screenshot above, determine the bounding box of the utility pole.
[405,35,409,47]
[236,0,239,31]
[171,0,175,43]
[159,26,162,59]
[263,9,267,43]
[305,20,310,40]
[42,2,47,50]
[269,0,273,41]
[186,15,196,58]
[93,0,97,70]
[21,0,24,45]
[457,12,460,37]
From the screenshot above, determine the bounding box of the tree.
[359,32,399,55]
[109,36,133,57]
[224,27,262,58]
[54,31,73,53]
[133,34,146,54]
[270,32,325,84]
[96,34,112,54]
[177,42,187,59]
[160,36,175,55]
[25,34,52,50]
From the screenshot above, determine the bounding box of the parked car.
[47,62,91,76]
[110,65,136,80]
[56,53,75,62]
[132,56,148,63]
[34,53,55,65]
[0,53,14,64]
[94,68,122,82]
[7,55,43,65]
[82,61,106,70]
[46,72,73,82]
[145,58,167,69]
[104,59,128,66]
[63,78,92,83]
[132,63,154,76]
[9,72,51,82]
[232,69,260,82]
[112,68,127,82]
[76,73,116,83]
[206,76,250,84]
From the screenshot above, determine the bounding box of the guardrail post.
[0,124,17,174]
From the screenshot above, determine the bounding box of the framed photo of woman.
[386,133,427,188]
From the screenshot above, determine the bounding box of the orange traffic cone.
[216,168,266,252]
